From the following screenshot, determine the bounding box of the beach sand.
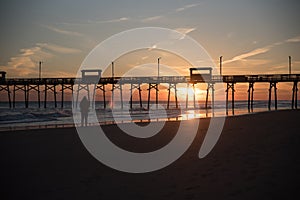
[0,110,299,199]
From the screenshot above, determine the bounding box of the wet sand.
[0,110,299,199]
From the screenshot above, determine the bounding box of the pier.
[0,69,299,114]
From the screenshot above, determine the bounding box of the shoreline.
[0,108,297,132]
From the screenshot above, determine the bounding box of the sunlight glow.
[177,86,206,101]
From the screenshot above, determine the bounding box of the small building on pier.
[81,69,102,84]
[189,67,212,82]
[0,71,6,82]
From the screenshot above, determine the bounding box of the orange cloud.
[0,43,81,78]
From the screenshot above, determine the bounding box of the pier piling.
[130,83,142,109]
[292,81,298,109]
[248,82,255,112]
[111,83,123,109]
[0,84,11,108]
[268,82,278,110]
[226,82,235,115]
[94,84,106,109]
[147,83,159,110]
[205,83,215,116]
[167,83,178,109]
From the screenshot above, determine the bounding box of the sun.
[176,86,207,101]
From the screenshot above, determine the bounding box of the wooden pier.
[0,69,299,114]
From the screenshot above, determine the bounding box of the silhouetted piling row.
[0,70,299,115]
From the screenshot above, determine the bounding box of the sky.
[0,0,300,100]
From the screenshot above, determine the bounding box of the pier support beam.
[247,82,255,112]
[26,84,41,108]
[226,82,235,115]
[7,85,11,108]
[75,83,90,108]
[61,84,64,108]
[185,83,196,109]
[205,83,215,116]
[147,83,159,110]
[93,84,106,109]
[91,84,97,109]
[130,83,142,109]
[44,84,57,108]
[61,84,73,108]
[268,82,277,110]
[186,83,189,109]
[13,85,27,108]
[0,84,11,108]
[38,85,40,108]
[192,84,196,109]
[25,84,29,108]
[91,84,106,109]
[167,83,178,109]
[292,81,298,109]
[111,83,123,109]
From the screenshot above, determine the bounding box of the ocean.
[0,100,298,131]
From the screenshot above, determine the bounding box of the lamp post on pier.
[289,56,292,75]
[157,57,161,79]
[112,61,114,79]
[220,56,223,76]
[39,61,43,80]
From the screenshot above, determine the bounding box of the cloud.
[175,27,196,35]
[42,25,83,37]
[37,43,81,54]
[175,3,200,12]
[244,59,271,65]
[0,46,53,77]
[224,46,272,64]
[141,56,149,60]
[0,43,81,77]
[174,27,196,40]
[99,17,129,23]
[224,41,284,64]
[61,17,129,26]
[286,35,300,43]
[141,15,163,22]
[271,65,286,70]
[148,44,157,51]
[41,70,75,78]
[224,34,300,65]
[141,3,200,23]
[294,61,300,64]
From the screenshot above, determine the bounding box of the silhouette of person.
[80,96,90,126]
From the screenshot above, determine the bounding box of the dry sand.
[0,110,299,200]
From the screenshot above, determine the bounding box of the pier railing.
[219,74,300,83]
[2,74,300,85]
